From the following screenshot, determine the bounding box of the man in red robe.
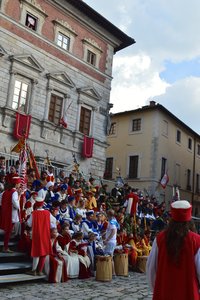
[27,196,52,275]
[0,176,21,252]
[147,200,200,300]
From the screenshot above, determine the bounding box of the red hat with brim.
[34,196,44,207]
[171,200,192,222]
[11,177,21,185]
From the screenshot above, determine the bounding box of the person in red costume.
[27,196,54,276]
[0,176,21,252]
[147,200,200,300]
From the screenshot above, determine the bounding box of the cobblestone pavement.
[0,272,152,300]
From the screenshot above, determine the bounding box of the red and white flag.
[160,173,169,189]
[59,114,67,128]
[19,146,27,192]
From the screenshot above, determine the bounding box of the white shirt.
[105,220,117,243]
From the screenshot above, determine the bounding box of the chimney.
[149,100,156,106]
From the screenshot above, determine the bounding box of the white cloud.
[110,54,169,112]
[84,0,200,133]
[156,77,200,133]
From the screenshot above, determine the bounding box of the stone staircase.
[0,230,46,284]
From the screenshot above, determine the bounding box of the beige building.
[105,101,200,215]
[0,0,134,177]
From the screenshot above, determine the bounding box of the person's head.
[10,165,16,174]
[51,228,58,239]
[68,196,76,207]
[74,214,82,224]
[73,231,83,241]
[59,170,65,179]
[107,209,115,220]
[88,232,97,242]
[86,210,94,221]
[51,207,59,217]
[41,170,48,180]
[166,200,192,264]
[0,156,5,167]
[61,222,70,235]
[28,168,35,177]
[60,184,68,194]
[46,181,54,190]
[78,198,85,208]
[30,191,38,200]
[60,199,67,210]
[34,196,44,209]
[96,212,104,222]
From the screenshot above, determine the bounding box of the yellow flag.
[11,138,25,153]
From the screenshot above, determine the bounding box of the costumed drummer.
[146,200,200,300]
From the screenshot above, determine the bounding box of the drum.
[95,255,112,281]
[137,256,148,273]
[114,253,128,276]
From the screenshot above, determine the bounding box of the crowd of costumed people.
[0,154,175,282]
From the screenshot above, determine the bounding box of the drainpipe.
[192,137,196,208]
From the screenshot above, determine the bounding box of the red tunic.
[57,233,71,250]
[31,210,51,257]
[154,230,200,300]
[0,189,15,232]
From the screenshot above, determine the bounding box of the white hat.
[46,182,54,189]
[35,196,44,202]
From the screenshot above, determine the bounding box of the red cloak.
[31,210,51,257]
[0,189,15,232]
[153,230,200,300]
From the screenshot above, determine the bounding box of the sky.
[84,0,200,134]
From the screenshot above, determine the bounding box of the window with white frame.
[12,79,29,113]
[20,0,47,34]
[82,38,102,69]
[132,118,141,132]
[25,12,38,31]
[57,32,70,51]
[87,50,96,66]
[53,19,77,53]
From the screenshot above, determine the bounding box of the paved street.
[0,271,152,300]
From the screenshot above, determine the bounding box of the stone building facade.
[106,101,200,214]
[0,0,135,176]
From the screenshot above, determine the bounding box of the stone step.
[0,251,26,258]
[0,261,32,275]
[0,241,17,247]
[0,273,46,284]
[0,251,28,263]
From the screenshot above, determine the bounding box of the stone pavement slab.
[0,271,152,300]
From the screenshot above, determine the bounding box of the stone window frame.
[48,93,64,126]
[82,38,103,69]
[6,54,43,115]
[53,19,77,53]
[19,0,48,34]
[12,78,30,113]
